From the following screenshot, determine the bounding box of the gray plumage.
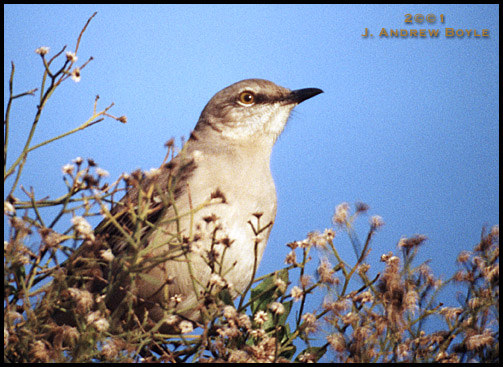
[53,79,322,331]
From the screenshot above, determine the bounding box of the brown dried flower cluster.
[3,12,498,362]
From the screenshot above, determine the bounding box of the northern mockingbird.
[53,79,322,332]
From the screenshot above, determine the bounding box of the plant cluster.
[4,13,498,363]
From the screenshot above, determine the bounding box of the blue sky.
[4,3,499,353]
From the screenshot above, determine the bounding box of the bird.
[50,79,323,333]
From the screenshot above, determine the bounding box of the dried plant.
[4,13,498,363]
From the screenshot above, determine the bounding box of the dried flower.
[300,275,312,288]
[117,115,128,123]
[40,228,64,249]
[249,336,277,362]
[71,216,95,241]
[67,288,94,315]
[223,305,237,320]
[269,302,285,315]
[355,202,370,213]
[302,312,316,325]
[100,248,114,261]
[483,263,499,282]
[286,241,299,250]
[101,338,123,359]
[237,313,252,330]
[298,352,316,363]
[62,163,75,175]
[254,310,268,325]
[352,290,373,304]
[490,224,499,237]
[170,294,183,305]
[209,273,226,288]
[4,201,15,215]
[323,298,350,314]
[308,231,327,248]
[397,342,409,359]
[290,286,303,301]
[404,290,418,313]
[465,329,494,350]
[71,67,81,82]
[35,46,50,56]
[353,324,372,342]
[250,328,266,339]
[370,215,385,229]
[324,228,336,241]
[65,51,78,62]
[31,340,50,362]
[318,258,336,284]
[59,325,79,348]
[333,202,350,225]
[298,239,310,249]
[358,263,370,274]
[274,278,287,294]
[398,234,427,249]
[179,320,193,334]
[301,312,317,334]
[342,311,360,325]
[456,250,471,263]
[96,168,109,177]
[164,315,179,326]
[467,297,483,310]
[439,307,462,322]
[285,250,296,265]
[86,311,109,332]
[327,333,346,352]
[217,324,240,338]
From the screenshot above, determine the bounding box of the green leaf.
[295,345,328,363]
[218,288,233,305]
[251,269,289,315]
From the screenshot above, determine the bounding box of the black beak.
[287,87,324,104]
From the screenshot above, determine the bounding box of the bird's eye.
[238,91,255,105]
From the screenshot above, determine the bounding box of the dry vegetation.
[4,13,499,363]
